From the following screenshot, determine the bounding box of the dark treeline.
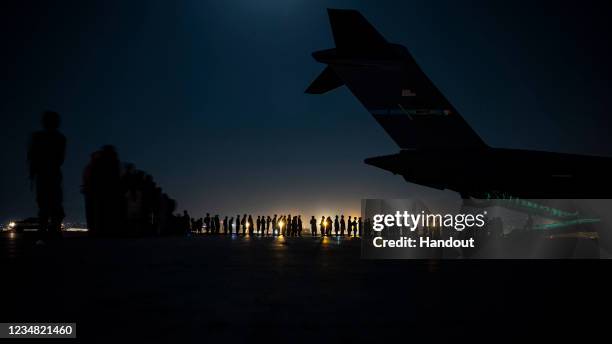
[184,213,363,237]
[82,145,181,236]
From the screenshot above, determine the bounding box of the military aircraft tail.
[307,9,488,151]
[327,8,389,55]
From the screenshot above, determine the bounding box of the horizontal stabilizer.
[305,66,344,94]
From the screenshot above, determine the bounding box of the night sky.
[2,0,612,223]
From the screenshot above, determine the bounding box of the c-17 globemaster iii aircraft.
[306,9,612,199]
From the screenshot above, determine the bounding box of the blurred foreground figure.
[82,145,122,235]
[28,111,66,236]
[83,144,179,236]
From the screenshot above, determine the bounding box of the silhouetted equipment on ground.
[28,111,66,236]
[306,9,612,199]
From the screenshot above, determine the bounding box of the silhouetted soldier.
[347,216,352,237]
[340,215,346,236]
[182,210,191,234]
[82,150,100,233]
[297,215,303,236]
[310,216,317,236]
[28,111,66,237]
[334,215,340,236]
[214,215,220,234]
[210,214,216,233]
[291,216,297,236]
[196,217,203,233]
[326,216,332,236]
[241,214,247,235]
[358,217,363,237]
[85,145,122,235]
[223,216,229,234]
[272,215,277,235]
[266,216,271,235]
[247,215,254,235]
[236,214,241,235]
[352,217,358,237]
[229,217,234,234]
[286,214,292,236]
[280,215,286,236]
[204,213,211,234]
[320,216,326,236]
[256,216,262,234]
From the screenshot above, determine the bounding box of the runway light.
[8,222,16,229]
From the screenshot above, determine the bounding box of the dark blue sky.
[2,0,612,223]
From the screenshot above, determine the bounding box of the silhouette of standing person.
[266,216,271,235]
[291,216,298,237]
[223,216,229,234]
[286,214,292,236]
[326,216,332,236]
[334,215,340,236]
[210,214,216,233]
[196,217,203,233]
[89,145,122,235]
[272,214,277,236]
[248,215,254,235]
[236,214,241,235]
[340,215,346,236]
[182,210,191,234]
[256,216,262,234]
[280,215,286,236]
[358,217,363,237]
[241,214,247,235]
[28,111,66,237]
[297,215,303,236]
[310,216,317,236]
[320,216,326,236]
[347,216,352,237]
[214,215,220,234]
[204,213,211,234]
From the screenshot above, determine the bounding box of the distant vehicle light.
[8,222,16,229]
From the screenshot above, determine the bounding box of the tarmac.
[1,232,610,342]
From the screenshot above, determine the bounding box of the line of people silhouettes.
[28,110,363,238]
[183,213,363,237]
[81,146,181,236]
